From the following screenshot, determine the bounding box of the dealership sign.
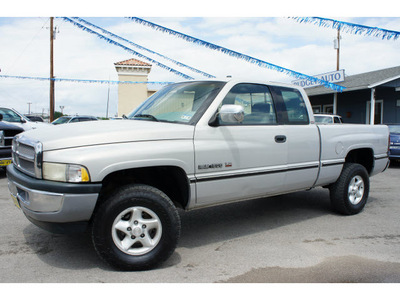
[292,69,345,88]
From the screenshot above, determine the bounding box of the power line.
[7,17,50,73]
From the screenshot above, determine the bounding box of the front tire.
[92,184,181,271]
[329,163,370,215]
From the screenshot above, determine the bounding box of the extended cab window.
[219,84,277,125]
[270,86,309,125]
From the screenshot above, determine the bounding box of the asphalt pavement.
[1,163,400,283]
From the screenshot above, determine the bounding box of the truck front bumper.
[7,164,102,233]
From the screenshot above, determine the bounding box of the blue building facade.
[306,66,400,125]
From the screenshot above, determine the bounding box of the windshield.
[0,108,23,123]
[128,81,225,124]
[52,116,72,125]
[388,125,400,134]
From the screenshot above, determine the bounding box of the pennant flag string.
[0,74,174,85]
[127,17,345,92]
[70,17,215,79]
[290,17,400,41]
[60,17,194,80]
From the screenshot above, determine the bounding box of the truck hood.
[21,120,195,151]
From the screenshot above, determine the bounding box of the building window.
[312,105,322,113]
[323,104,333,114]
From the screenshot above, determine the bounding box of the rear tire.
[329,163,370,215]
[92,184,181,271]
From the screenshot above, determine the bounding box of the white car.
[52,115,98,125]
[0,107,50,131]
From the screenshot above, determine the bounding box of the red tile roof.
[114,58,152,67]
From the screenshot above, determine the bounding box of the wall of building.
[337,90,370,124]
[376,88,400,124]
[117,74,148,117]
[309,88,400,124]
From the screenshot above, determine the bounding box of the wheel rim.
[112,206,162,256]
[347,175,365,205]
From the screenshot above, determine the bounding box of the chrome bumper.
[7,164,101,224]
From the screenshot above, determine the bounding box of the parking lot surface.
[1,163,400,283]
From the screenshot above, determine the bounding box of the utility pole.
[336,28,340,71]
[333,28,341,115]
[27,102,32,114]
[50,17,55,122]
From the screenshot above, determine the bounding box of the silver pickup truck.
[7,79,389,270]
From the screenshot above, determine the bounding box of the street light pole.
[50,17,55,122]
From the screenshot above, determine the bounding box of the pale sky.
[1,1,400,117]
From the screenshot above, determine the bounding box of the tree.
[54,111,63,119]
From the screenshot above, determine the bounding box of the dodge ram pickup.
[7,79,390,271]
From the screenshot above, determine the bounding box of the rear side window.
[270,86,309,125]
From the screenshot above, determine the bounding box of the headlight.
[42,162,90,183]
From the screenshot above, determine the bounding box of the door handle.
[275,135,287,143]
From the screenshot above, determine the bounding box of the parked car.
[25,115,45,122]
[52,115,98,125]
[0,107,50,130]
[0,114,24,169]
[388,124,400,161]
[314,114,343,124]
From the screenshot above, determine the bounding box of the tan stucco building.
[114,58,156,117]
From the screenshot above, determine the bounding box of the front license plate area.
[11,194,21,209]
[0,159,12,167]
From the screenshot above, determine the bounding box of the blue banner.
[0,74,174,85]
[127,17,345,92]
[60,17,194,80]
[291,17,400,41]
[70,17,215,79]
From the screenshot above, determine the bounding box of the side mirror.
[0,114,3,121]
[208,104,245,127]
[219,104,244,123]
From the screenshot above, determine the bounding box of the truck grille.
[1,129,23,147]
[12,136,43,178]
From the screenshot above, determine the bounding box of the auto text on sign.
[292,70,345,88]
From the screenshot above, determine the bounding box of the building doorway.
[366,100,383,124]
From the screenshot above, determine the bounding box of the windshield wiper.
[133,114,159,122]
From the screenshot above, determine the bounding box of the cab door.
[193,83,288,207]
[269,85,320,191]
